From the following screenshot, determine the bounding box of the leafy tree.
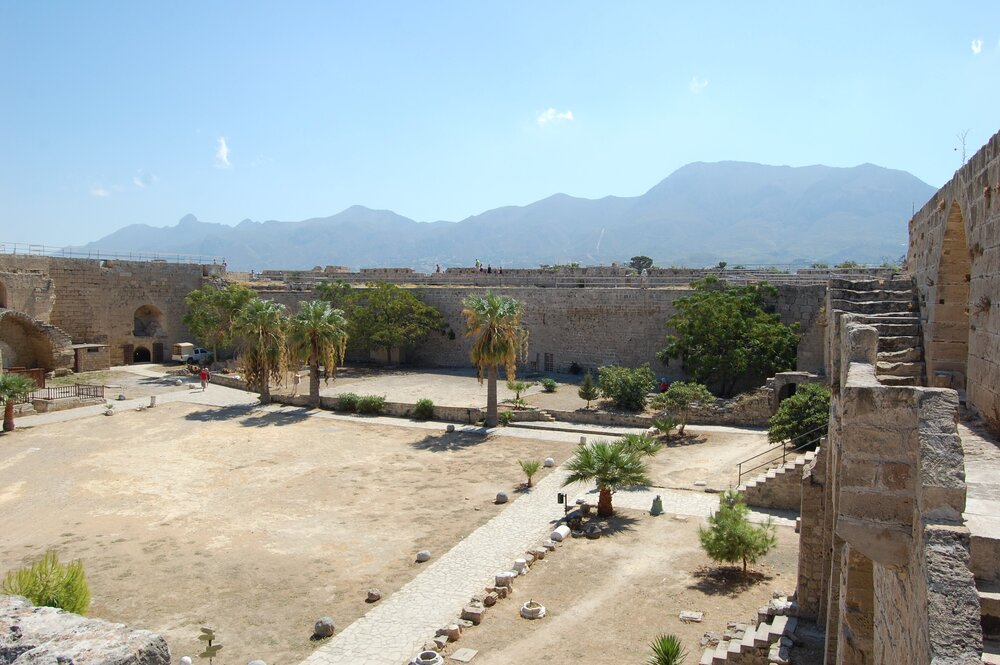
[629,255,654,271]
[768,383,830,449]
[835,260,862,269]
[699,490,776,575]
[314,279,356,311]
[562,440,652,517]
[183,283,256,362]
[2,550,90,614]
[348,282,443,363]
[232,299,288,404]
[577,371,599,408]
[657,275,799,396]
[288,300,349,408]
[597,364,656,411]
[646,634,687,665]
[413,398,434,420]
[0,373,36,432]
[519,459,541,487]
[462,292,528,427]
[652,381,714,435]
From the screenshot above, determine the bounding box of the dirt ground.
[0,402,575,665]
[439,511,799,665]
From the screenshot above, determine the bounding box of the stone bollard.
[550,525,571,542]
[579,435,587,445]
[543,457,555,467]
[495,571,516,587]
[513,558,529,575]
[445,624,462,641]
[149,395,157,408]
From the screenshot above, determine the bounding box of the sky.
[2,1,999,248]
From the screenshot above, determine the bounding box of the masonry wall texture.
[907,128,1000,435]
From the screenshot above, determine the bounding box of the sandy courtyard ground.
[0,402,575,664]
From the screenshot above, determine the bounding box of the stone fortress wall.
[907,128,1000,433]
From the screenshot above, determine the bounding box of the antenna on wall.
[955,129,970,165]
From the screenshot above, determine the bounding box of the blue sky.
[2,1,999,247]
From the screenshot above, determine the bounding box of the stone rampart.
[907,128,1000,434]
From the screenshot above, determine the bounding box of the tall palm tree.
[562,440,652,517]
[462,292,527,427]
[232,299,288,404]
[0,373,36,432]
[288,300,349,408]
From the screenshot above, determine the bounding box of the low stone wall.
[32,396,104,413]
[0,595,170,665]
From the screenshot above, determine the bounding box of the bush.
[597,364,656,411]
[646,634,687,665]
[498,411,513,426]
[698,490,776,576]
[356,394,385,415]
[577,371,599,408]
[540,378,557,393]
[336,392,360,412]
[2,550,91,614]
[413,398,434,420]
[652,416,679,437]
[768,383,830,448]
[652,381,714,435]
[519,459,542,487]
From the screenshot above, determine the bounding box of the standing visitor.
[199,366,210,391]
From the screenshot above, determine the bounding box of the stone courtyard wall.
[907,128,1000,434]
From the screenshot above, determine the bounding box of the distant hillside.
[76,161,936,270]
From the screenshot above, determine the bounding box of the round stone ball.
[495,491,509,504]
[416,550,431,562]
[313,617,335,638]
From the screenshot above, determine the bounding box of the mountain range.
[77,161,937,271]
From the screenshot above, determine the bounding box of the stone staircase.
[738,450,817,512]
[828,278,925,386]
[698,594,798,664]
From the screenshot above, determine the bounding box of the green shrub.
[413,398,435,420]
[652,381,714,434]
[768,383,830,449]
[336,392,360,412]
[357,394,385,415]
[498,411,513,426]
[519,459,542,487]
[652,416,679,437]
[646,634,687,665]
[577,371,599,408]
[540,377,557,392]
[699,490,776,575]
[2,550,91,614]
[597,363,656,411]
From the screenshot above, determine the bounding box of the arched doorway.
[133,346,152,363]
[133,305,163,337]
[927,201,971,390]
[777,382,797,404]
[0,311,55,370]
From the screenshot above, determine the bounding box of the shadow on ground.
[688,566,773,597]
[183,404,311,427]
[662,433,708,447]
[410,431,489,452]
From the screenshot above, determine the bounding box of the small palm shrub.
[413,398,434,420]
[2,550,91,614]
[646,634,687,665]
[336,392,360,412]
[540,378,557,392]
[498,411,514,426]
[356,394,385,415]
[652,416,679,437]
[519,459,542,487]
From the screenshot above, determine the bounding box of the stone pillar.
[796,438,827,620]
[836,545,874,665]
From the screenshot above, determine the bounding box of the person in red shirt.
[199,367,210,391]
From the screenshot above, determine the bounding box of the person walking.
[199,366,210,391]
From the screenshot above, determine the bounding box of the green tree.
[288,300,349,408]
[462,292,528,427]
[619,432,662,458]
[768,383,830,448]
[562,440,652,517]
[0,373,36,432]
[629,255,654,271]
[314,279,357,312]
[2,550,90,614]
[646,634,687,665]
[232,299,288,404]
[577,371,599,408]
[182,283,257,362]
[347,282,443,362]
[657,275,799,396]
[698,490,777,575]
[597,364,656,411]
[519,459,541,487]
[652,381,714,435]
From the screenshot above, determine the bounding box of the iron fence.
[14,383,105,405]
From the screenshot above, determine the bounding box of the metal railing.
[0,242,221,266]
[736,423,827,485]
[15,383,105,404]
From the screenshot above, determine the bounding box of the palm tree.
[462,292,527,427]
[0,373,36,432]
[562,440,652,517]
[232,299,288,404]
[288,300,349,408]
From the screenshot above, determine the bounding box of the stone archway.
[0,310,56,371]
[133,304,163,337]
[133,346,152,363]
[926,201,971,390]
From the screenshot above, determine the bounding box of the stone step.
[876,361,925,377]
[878,347,924,364]
[829,287,916,303]
[828,277,914,292]
[741,626,757,651]
[878,335,923,352]
[829,299,915,316]
[700,647,715,665]
[713,639,730,664]
[984,638,1000,664]
[878,375,922,387]
[980,580,1000,640]
[865,322,922,337]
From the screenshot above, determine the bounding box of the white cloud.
[972,38,984,54]
[132,169,157,188]
[689,76,709,93]
[215,137,231,168]
[536,108,574,126]
[90,185,111,198]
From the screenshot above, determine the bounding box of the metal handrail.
[0,241,221,266]
[736,423,828,485]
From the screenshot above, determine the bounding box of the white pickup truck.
[171,343,212,364]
